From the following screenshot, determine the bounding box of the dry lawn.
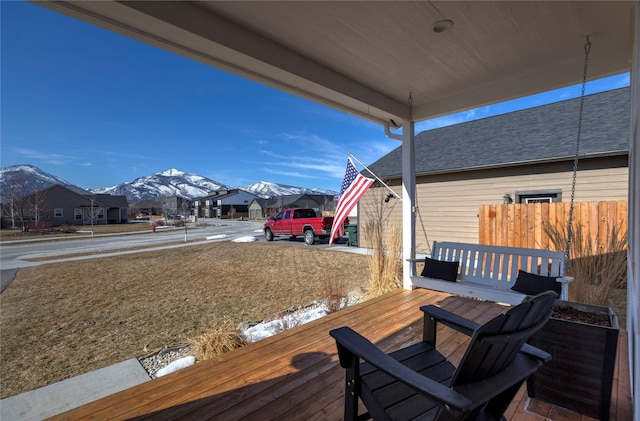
[0,223,153,241]
[0,241,370,398]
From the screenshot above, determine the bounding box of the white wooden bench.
[410,241,572,305]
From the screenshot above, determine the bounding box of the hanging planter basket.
[526,300,619,420]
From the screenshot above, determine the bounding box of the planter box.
[526,300,619,420]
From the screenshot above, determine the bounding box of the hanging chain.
[565,36,591,263]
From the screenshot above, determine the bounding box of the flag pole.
[348,152,403,202]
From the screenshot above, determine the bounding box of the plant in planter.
[527,300,619,420]
[526,221,626,420]
[543,220,627,305]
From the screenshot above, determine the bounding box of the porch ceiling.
[35,1,634,127]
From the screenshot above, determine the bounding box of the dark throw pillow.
[511,270,561,295]
[421,257,459,282]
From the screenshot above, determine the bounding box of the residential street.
[0,219,264,291]
[0,219,353,292]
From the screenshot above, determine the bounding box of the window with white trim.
[97,209,105,220]
[515,189,562,204]
[54,208,63,217]
[74,209,82,220]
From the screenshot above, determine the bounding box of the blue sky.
[1,1,630,191]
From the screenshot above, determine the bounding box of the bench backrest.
[432,241,565,289]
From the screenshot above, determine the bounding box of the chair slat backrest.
[451,291,556,385]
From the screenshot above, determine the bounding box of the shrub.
[544,220,627,306]
[31,221,53,233]
[190,319,245,361]
[322,276,348,313]
[58,224,77,233]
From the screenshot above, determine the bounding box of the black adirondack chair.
[330,291,557,421]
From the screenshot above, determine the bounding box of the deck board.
[50,289,631,420]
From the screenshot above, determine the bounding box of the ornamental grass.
[544,220,627,306]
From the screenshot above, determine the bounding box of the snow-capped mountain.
[240,181,338,199]
[0,164,71,199]
[0,165,338,203]
[93,169,231,201]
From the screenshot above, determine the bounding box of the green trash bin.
[346,223,358,246]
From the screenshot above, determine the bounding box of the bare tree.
[2,184,31,230]
[228,205,236,220]
[156,194,172,222]
[1,177,48,231]
[179,188,192,242]
[81,194,102,238]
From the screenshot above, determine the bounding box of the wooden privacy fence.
[479,201,628,250]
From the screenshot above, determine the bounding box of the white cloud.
[263,168,324,179]
[258,130,400,182]
[416,108,481,132]
[12,148,72,165]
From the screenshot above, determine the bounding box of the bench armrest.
[556,276,574,301]
[556,276,574,284]
[420,305,480,343]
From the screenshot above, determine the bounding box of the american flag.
[329,158,374,247]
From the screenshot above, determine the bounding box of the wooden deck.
[51,289,631,420]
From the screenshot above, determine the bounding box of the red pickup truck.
[264,208,336,245]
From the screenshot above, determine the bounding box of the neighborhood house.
[359,87,629,250]
[4,184,128,228]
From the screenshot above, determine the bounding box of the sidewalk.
[0,359,151,421]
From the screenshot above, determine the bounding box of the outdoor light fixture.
[503,193,513,204]
[385,193,395,203]
[432,19,453,33]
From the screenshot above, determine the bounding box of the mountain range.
[0,165,338,202]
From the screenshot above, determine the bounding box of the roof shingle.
[368,87,629,178]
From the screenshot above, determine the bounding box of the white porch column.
[628,4,639,419]
[402,121,416,290]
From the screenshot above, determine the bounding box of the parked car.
[263,208,339,245]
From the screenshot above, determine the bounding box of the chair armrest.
[452,352,545,407]
[330,326,473,414]
[520,343,551,363]
[420,305,480,337]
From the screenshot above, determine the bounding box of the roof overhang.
[34,1,634,126]
[377,150,630,180]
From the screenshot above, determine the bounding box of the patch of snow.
[158,168,185,177]
[240,294,363,343]
[240,181,337,199]
[207,234,229,240]
[253,229,264,233]
[232,236,257,243]
[155,356,195,377]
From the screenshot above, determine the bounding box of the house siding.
[45,186,93,226]
[8,185,129,228]
[248,201,265,219]
[359,157,628,253]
